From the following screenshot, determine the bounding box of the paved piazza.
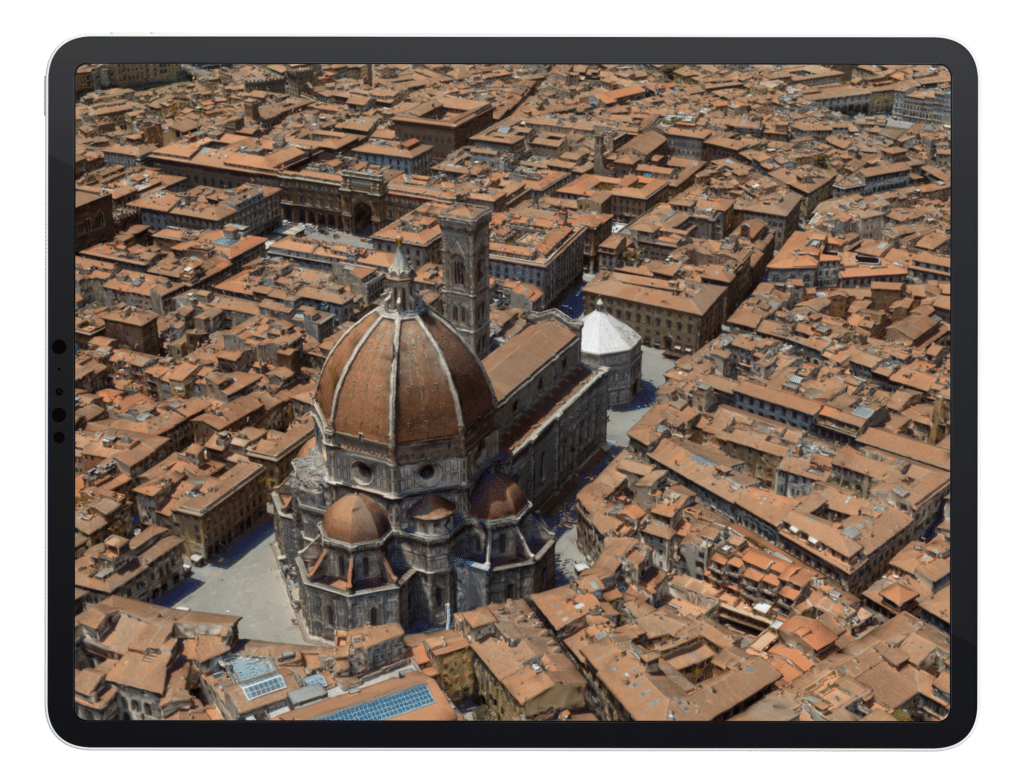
[154,519,306,645]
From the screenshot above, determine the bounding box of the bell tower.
[439,203,492,358]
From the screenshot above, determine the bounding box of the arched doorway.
[662,335,672,350]
[352,202,373,235]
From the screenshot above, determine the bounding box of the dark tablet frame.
[47,37,977,749]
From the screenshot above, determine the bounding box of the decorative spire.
[388,237,413,277]
[382,238,421,314]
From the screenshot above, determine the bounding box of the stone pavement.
[554,525,587,584]
[154,520,306,645]
[605,346,678,447]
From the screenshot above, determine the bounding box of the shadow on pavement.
[153,577,206,608]
[610,379,658,413]
[204,521,275,570]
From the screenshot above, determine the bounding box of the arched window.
[143,703,152,716]
[498,533,506,552]
[361,556,369,577]
[370,607,378,625]
[435,586,443,606]
[326,605,334,627]
[506,584,515,600]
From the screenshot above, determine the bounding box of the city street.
[541,280,681,580]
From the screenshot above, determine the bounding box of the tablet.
[48,37,976,749]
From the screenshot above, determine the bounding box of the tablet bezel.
[48,37,977,749]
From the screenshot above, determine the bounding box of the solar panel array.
[241,674,287,701]
[304,674,328,688]
[312,683,434,721]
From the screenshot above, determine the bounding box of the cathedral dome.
[322,493,391,544]
[314,307,496,448]
[470,473,529,520]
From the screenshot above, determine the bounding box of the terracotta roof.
[778,615,838,652]
[470,473,528,520]
[408,493,456,521]
[880,582,920,608]
[323,493,390,544]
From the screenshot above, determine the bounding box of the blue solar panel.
[313,683,434,721]
[304,674,328,687]
[241,674,287,701]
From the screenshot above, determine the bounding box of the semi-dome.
[581,299,641,355]
[314,307,496,448]
[322,493,391,544]
[408,493,457,521]
[470,473,529,520]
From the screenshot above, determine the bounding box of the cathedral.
[272,204,610,638]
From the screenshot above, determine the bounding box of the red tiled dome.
[470,473,528,520]
[315,309,495,447]
[322,494,390,544]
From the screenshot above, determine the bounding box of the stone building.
[390,97,494,161]
[273,221,608,638]
[580,299,642,406]
[75,189,116,251]
[272,250,543,637]
[439,203,492,358]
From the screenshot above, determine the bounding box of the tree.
[621,246,642,267]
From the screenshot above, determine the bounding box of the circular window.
[351,461,373,484]
[417,463,441,486]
